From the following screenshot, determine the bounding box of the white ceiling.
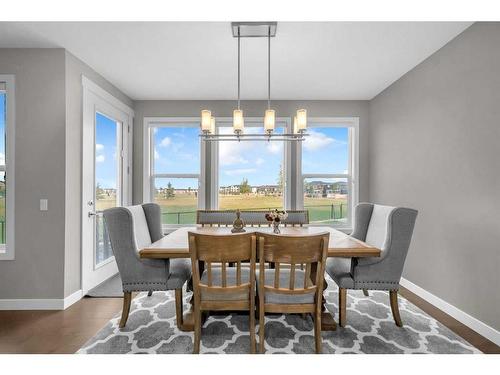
[0,22,472,100]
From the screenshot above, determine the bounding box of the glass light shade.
[233,109,244,132]
[201,110,212,132]
[210,117,216,134]
[264,109,276,132]
[296,109,307,131]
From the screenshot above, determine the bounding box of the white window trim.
[143,117,206,228]
[296,117,359,230]
[213,117,292,210]
[0,75,15,260]
[81,76,134,206]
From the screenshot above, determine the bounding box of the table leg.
[321,280,337,331]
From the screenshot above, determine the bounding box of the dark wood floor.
[0,289,498,354]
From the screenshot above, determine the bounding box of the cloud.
[95,155,105,163]
[0,152,4,165]
[266,142,283,155]
[154,150,160,160]
[224,168,257,176]
[255,157,265,166]
[95,144,104,151]
[303,130,336,151]
[159,137,171,147]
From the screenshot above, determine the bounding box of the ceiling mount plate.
[231,22,277,38]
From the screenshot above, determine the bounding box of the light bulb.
[233,109,244,132]
[210,117,216,134]
[201,110,211,132]
[264,109,275,133]
[297,109,307,131]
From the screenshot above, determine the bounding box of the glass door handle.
[88,211,97,217]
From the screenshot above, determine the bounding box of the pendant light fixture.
[200,22,307,142]
[264,26,275,134]
[233,28,244,134]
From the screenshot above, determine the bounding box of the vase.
[273,221,280,234]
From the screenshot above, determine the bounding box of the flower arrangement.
[265,209,288,233]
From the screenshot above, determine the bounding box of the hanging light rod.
[231,22,277,38]
[201,21,308,142]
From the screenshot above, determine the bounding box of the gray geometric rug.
[78,277,480,354]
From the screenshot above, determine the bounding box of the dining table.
[139,225,381,332]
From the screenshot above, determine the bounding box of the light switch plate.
[40,199,48,211]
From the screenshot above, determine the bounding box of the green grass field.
[96,193,348,225]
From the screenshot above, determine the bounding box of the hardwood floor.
[0,297,123,354]
[0,290,498,354]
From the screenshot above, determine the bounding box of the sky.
[152,124,349,189]
[93,115,350,190]
[95,112,118,189]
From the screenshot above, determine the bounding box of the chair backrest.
[257,232,329,302]
[351,203,418,287]
[196,210,309,227]
[189,232,256,302]
[103,203,165,279]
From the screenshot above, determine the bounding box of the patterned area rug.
[78,278,480,354]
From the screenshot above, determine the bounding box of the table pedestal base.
[321,311,337,331]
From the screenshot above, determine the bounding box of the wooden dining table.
[139,225,380,332]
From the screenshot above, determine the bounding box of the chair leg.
[314,310,322,354]
[249,305,256,354]
[362,289,369,297]
[390,290,403,327]
[193,305,202,354]
[174,288,184,330]
[147,290,153,297]
[259,306,265,353]
[119,292,132,328]
[338,288,347,327]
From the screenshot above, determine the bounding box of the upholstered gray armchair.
[103,203,191,328]
[326,203,418,327]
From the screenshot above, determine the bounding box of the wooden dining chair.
[257,232,329,354]
[188,231,257,354]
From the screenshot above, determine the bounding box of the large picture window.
[144,119,203,225]
[298,119,358,228]
[0,75,15,260]
[144,116,357,230]
[215,119,288,211]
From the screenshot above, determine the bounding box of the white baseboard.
[400,277,500,346]
[0,289,83,310]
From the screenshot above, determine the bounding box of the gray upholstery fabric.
[142,203,164,242]
[200,268,251,301]
[166,259,192,289]
[325,258,355,289]
[103,204,191,293]
[326,203,418,291]
[350,203,374,241]
[257,269,315,304]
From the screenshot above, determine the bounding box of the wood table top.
[139,226,381,259]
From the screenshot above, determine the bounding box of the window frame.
[143,117,206,228]
[0,74,15,260]
[296,117,359,230]
[212,117,292,210]
[143,116,358,231]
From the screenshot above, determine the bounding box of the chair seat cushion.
[325,258,354,289]
[200,267,251,301]
[166,258,192,289]
[257,269,315,304]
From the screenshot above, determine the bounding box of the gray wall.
[64,52,133,297]
[0,48,132,300]
[368,22,500,329]
[0,49,66,299]
[133,100,370,206]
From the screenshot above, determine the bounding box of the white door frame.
[81,76,133,294]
